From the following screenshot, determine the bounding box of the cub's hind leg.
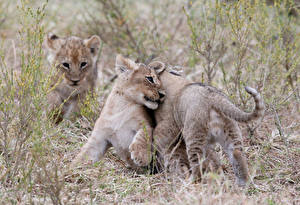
[219,118,248,187]
[182,123,207,182]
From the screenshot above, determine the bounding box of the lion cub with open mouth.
[145,61,264,186]
[72,55,165,169]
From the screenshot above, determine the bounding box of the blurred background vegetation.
[0,0,299,204]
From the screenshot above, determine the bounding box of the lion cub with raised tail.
[72,55,165,169]
[45,33,101,123]
[139,61,264,186]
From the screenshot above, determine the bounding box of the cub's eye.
[80,62,87,69]
[146,76,154,84]
[62,62,70,69]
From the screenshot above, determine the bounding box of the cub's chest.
[106,108,145,131]
[55,83,87,99]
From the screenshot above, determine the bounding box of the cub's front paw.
[129,143,151,167]
[71,151,99,168]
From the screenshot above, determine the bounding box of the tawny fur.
[71,55,165,169]
[45,33,101,123]
[137,61,264,186]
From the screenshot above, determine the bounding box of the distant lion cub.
[72,55,165,168]
[45,33,101,123]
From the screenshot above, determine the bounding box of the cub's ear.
[45,33,65,64]
[148,61,165,74]
[115,54,139,74]
[45,33,65,52]
[84,35,101,56]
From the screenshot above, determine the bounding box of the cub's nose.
[158,90,165,99]
[158,90,166,103]
[71,80,80,86]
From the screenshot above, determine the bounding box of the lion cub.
[139,61,264,186]
[72,55,164,168]
[45,33,101,123]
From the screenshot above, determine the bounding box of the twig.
[271,105,288,149]
[0,17,6,27]
[102,74,118,90]
[11,40,17,70]
[278,84,300,105]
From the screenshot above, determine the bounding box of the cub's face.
[127,64,163,110]
[45,33,100,87]
[115,55,165,110]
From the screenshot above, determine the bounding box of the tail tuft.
[245,86,258,96]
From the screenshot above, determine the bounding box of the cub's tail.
[213,86,264,123]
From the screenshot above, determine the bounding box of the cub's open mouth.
[144,96,159,103]
[144,96,159,110]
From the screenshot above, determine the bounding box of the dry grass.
[0,0,299,204]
